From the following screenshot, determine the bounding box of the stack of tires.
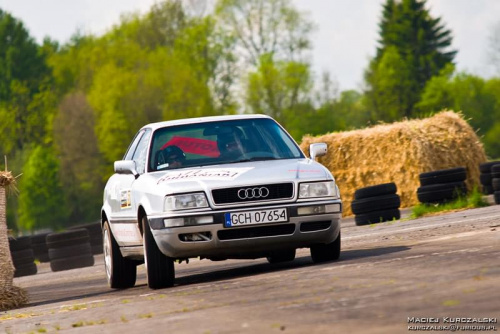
[417,167,467,204]
[492,164,500,205]
[31,232,50,263]
[8,236,37,277]
[479,161,500,195]
[351,183,401,226]
[47,228,95,272]
[69,222,103,255]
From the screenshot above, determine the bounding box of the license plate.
[224,208,288,227]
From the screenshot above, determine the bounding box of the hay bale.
[300,111,487,216]
[0,172,28,311]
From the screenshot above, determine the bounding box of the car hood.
[144,159,332,195]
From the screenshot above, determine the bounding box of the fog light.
[164,216,214,228]
[297,204,340,216]
[325,204,341,213]
[298,205,325,215]
[164,218,184,227]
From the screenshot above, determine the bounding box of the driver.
[156,145,186,170]
[217,127,245,160]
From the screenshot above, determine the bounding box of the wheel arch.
[137,206,147,236]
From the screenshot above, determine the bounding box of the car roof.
[141,114,273,131]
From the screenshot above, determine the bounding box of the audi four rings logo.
[237,187,270,199]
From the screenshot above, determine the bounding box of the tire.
[11,249,35,267]
[48,243,92,261]
[495,191,500,205]
[267,249,296,264]
[103,221,137,289]
[479,173,492,186]
[91,242,104,255]
[46,234,90,249]
[492,165,500,179]
[417,182,466,204]
[354,183,397,200]
[483,185,494,195]
[31,233,50,245]
[14,262,37,277]
[351,194,400,215]
[355,209,401,226]
[70,222,102,235]
[32,243,50,263]
[46,228,89,243]
[50,254,95,272]
[142,216,175,289]
[419,167,466,186]
[492,178,500,191]
[9,236,32,252]
[310,231,341,263]
[480,161,500,173]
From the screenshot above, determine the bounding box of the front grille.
[218,224,295,240]
[212,183,294,205]
[300,221,331,232]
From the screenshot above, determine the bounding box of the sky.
[0,0,499,91]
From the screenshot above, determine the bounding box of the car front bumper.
[149,200,341,259]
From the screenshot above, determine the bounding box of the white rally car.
[102,115,342,289]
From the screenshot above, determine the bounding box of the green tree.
[53,92,105,223]
[417,67,500,157]
[17,145,67,231]
[246,54,313,135]
[0,9,49,101]
[365,0,456,119]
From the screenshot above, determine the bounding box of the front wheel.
[310,231,341,263]
[103,221,137,289]
[142,216,175,289]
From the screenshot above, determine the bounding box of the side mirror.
[309,143,327,161]
[114,160,139,178]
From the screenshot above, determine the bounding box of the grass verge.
[410,187,489,219]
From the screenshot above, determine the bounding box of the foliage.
[53,92,105,223]
[17,145,68,231]
[0,9,49,101]
[215,0,313,66]
[364,0,456,120]
[245,54,313,136]
[410,187,488,219]
[417,67,500,157]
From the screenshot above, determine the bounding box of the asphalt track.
[2,205,499,333]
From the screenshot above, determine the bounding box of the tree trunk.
[0,180,27,310]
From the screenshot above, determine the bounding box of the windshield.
[148,118,304,172]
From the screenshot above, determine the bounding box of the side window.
[132,129,152,174]
[124,130,145,161]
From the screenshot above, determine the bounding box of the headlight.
[299,181,337,198]
[164,193,208,211]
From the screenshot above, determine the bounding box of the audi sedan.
[102,114,342,289]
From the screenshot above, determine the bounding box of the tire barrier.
[495,191,500,205]
[417,167,467,204]
[30,233,50,263]
[479,161,500,195]
[352,183,401,226]
[46,228,95,272]
[69,222,103,255]
[492,164,500,205]
[8,236,37,277]
[419,167,467,186]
